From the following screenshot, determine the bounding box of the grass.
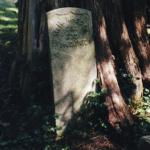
[0,0,18,43]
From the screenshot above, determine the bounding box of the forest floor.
[55,127,137,150]
[0,1,147,150]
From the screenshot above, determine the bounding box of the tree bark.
[10,0,150,132]
[123,0,150,84]
[86,0,133,132]
[102,0,143,101]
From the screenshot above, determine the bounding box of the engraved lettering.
[65,16,84,26]
[82,25,88,33]
[69,42,75,47]
[60,43,69,49]
[60,40,88,49]
[66,33,78,40]
[66,27,76,32]
[53,29,60,36]
[76,40,83,46]
[84,40,88,45]
[56,22,64,28]
[78,19,84,26]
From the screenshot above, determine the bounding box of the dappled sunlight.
[99,16,107,41]
[120,21,143,101]
[0,0,18,44]
[0,10,4,13]
[0,16,17,21]
[121,22,129,41]
[120,22,139,69]
[133,16,149,63]
[135,16,146,38]
[6,7,18,13]
[103,62,123,107]
[47,8,96,135]
[97,16,134,126]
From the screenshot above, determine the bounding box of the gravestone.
[47,7,96,135]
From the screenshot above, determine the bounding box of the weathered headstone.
[47,7,96,135]
[137,135,150,150]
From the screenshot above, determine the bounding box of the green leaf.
[0,141,8,146]
[50,127,55,132]
[32,105,37,109]
[143,96,149,100]
[42,125,48,131]
[102,102,108,107]
[53,113,60,119]
[45,145,51,150]
[122,73,127,77]
[93,78,99,84]
[34,130,38,134]
[101,88,106,93]
[135,77,140,80]
[43,116,49,121]
[13,140,17,144]
[145,88,149,94]
[56,125,62,131]
[87,91,95,95]
[45,122,50,125]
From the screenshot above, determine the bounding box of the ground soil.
[56,127,137,150]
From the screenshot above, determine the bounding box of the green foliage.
[129,87,150,143]
[53,113,60,119]
[0,0,18,44]
[0,2,64,149]
[116,69,150,142]
[0,102,57,149]
[117,69,137,103]
[84,79,108,131]
[93,78,99,84]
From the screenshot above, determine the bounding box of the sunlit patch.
[99,16,107,41]
[6,7,18,13]
[0,24,18,30]
[121,22,129,41]
[0,16,17,21]
[147,28,150,35]
[135,16,145,38]
[0,10,5,13]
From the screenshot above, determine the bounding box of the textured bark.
[102,0,143,101]
[9,0,150,133]
[123,0,150,83]
[87,0,133,132]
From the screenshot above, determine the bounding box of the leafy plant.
[117,69,137,104]
[83,79,108,131]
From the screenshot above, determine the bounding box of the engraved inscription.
[66,33,78,40]
[60,40,88,49]
[66,27,76,32]
[65,16,84,26]
[47,8,95,136]
[51,11,91,49]
[56,22,64,28]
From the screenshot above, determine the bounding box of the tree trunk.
[102,0,143,101]
[123,0,150,83]
[10,0,149,132]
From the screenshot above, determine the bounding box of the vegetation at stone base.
[83,86,108,131]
